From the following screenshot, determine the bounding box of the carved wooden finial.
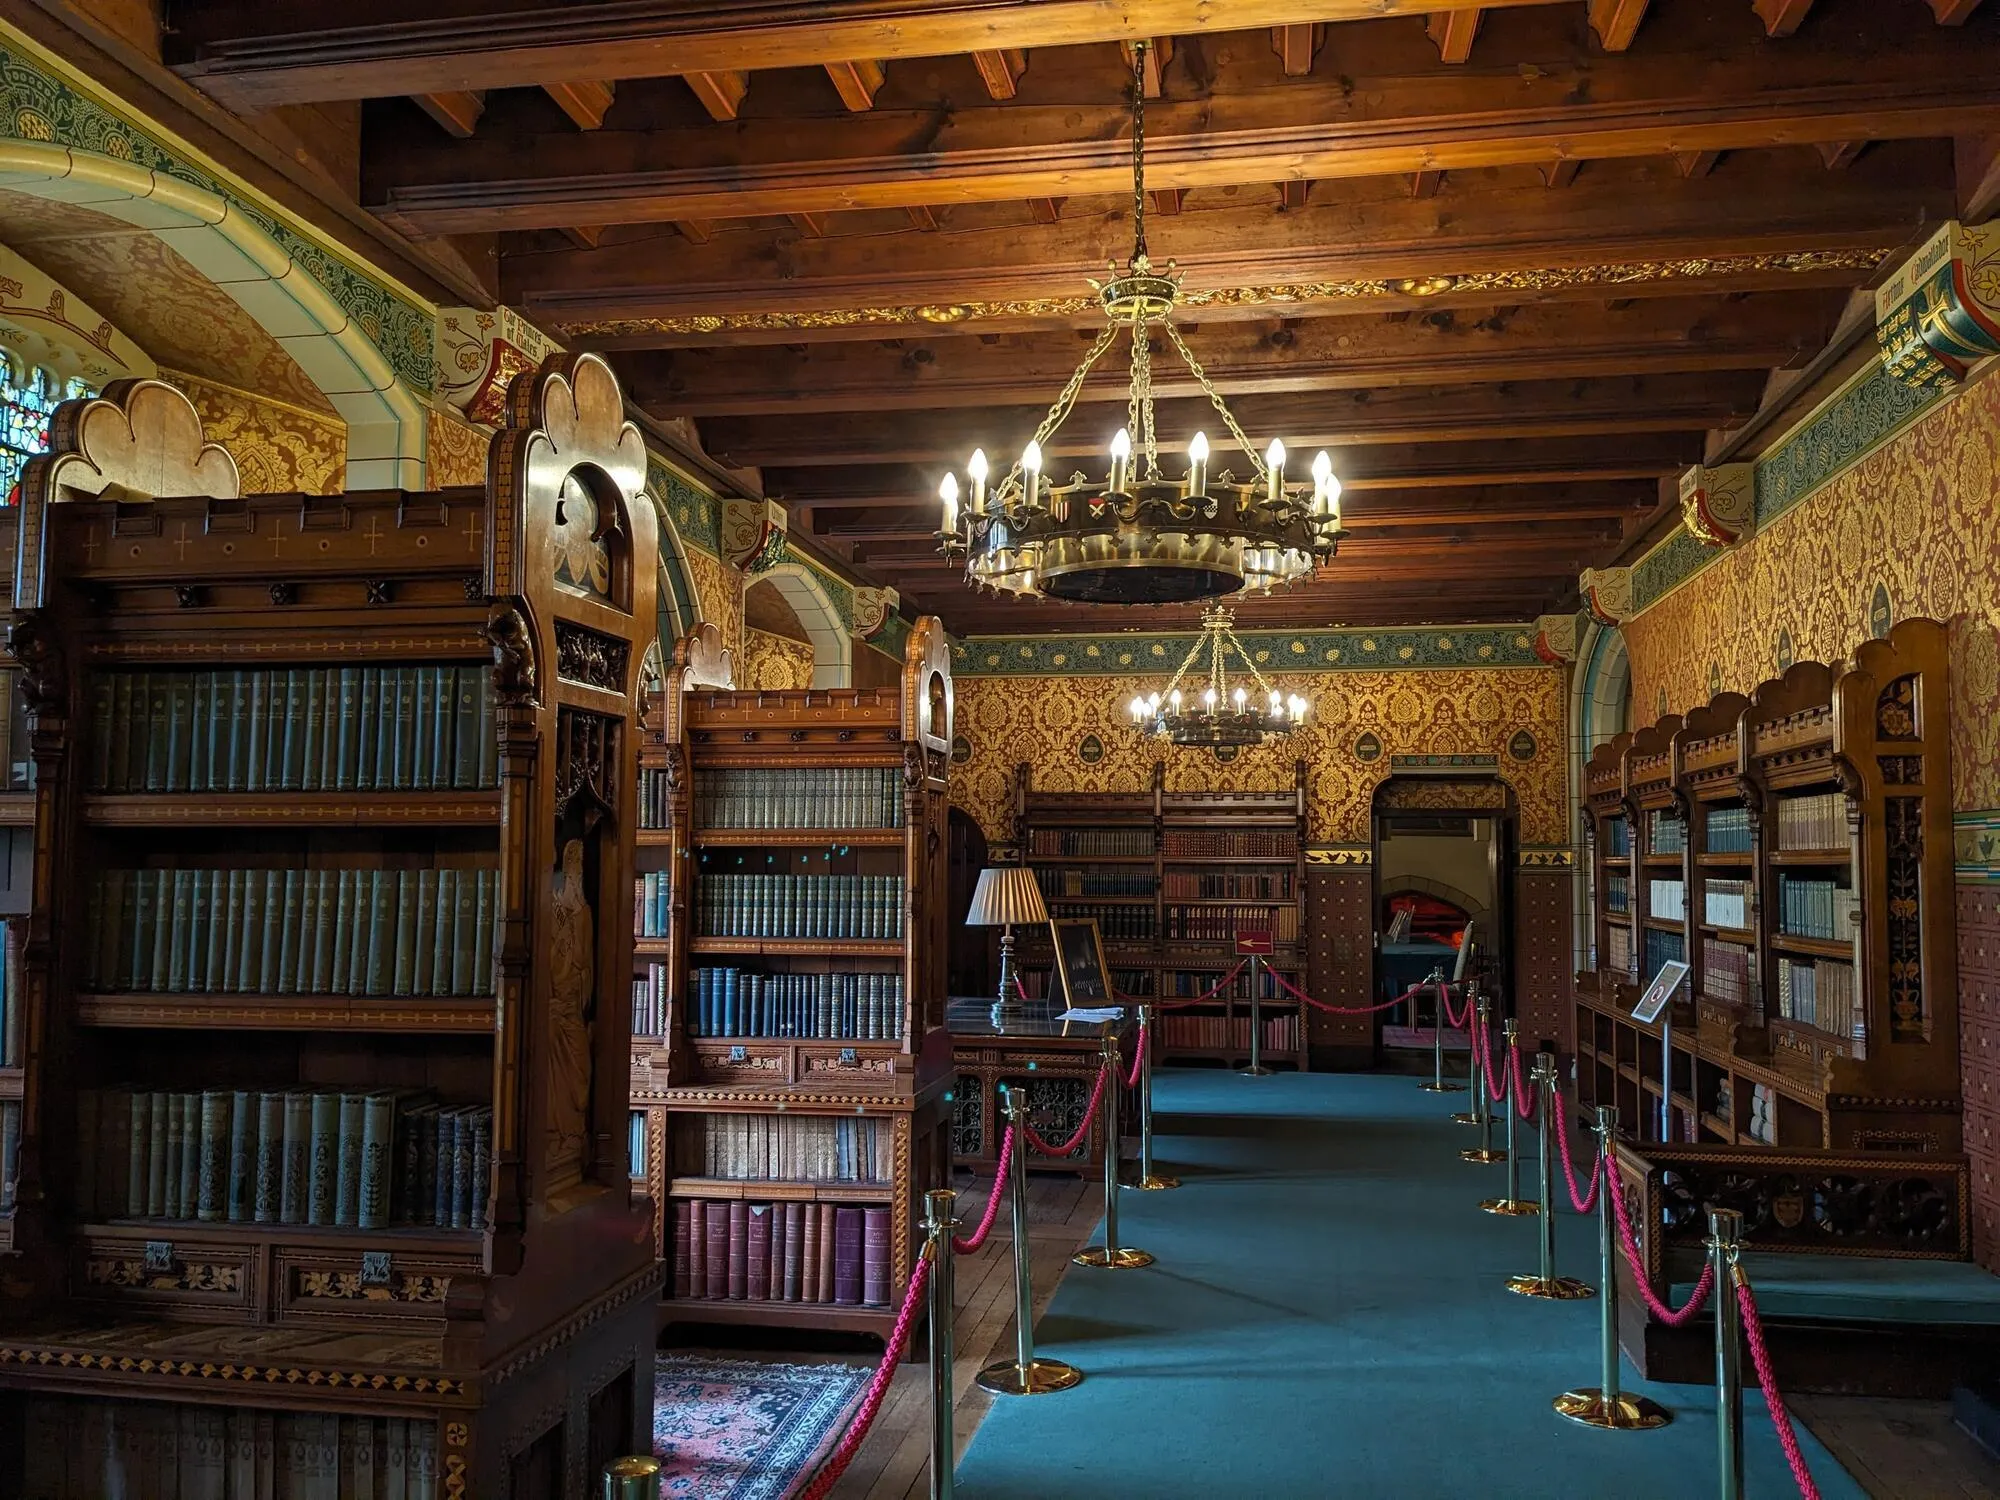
[26,377,239,505]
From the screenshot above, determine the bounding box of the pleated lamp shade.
[965,865,1049,928]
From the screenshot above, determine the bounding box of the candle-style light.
[1233,686,1247,711]
[1109,427,1133,495]
[1187,430,1210,498]
[968,448,989,516]
[1021,441,1043,510]
[1265,438,1286,504]
[939,472,960,534]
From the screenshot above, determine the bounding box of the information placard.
[1631,959,1691,1025]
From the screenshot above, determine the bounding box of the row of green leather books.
[691,767,906,830]
[73,1086,491,1231]
[694,873,906,940]
[84,665,498,794]
[86,867,499,997]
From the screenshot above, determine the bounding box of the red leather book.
[747,1204,772,1300]
[833,1206,864,1306]
[818,1204,837,1303]
[862,1207,891,1307]
[673,1200,692,1299]
[801,1202,821,1303]
[768,1201,786,1300]
[705,1200,729,1300]
[782,1203,804,1301]
[728,1200,749,1300]
[686,1199,706,1298]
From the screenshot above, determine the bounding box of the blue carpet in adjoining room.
[952,1069,1864,1500]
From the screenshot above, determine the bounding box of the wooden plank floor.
[1794,1395,2000,1500]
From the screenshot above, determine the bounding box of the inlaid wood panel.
[1512,867,1571,1051]
[1306,865,1374,1064]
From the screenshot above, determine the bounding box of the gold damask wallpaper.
[681,544,744,660]
[1623,371,2000,813]
[426,406,488,489]
[740,628,814,690]
[161,369,344,495]
[951,667,1566,845]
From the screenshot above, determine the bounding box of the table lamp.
[966,865,1049,1029]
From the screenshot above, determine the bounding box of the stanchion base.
[1552,1389,1673,1430]
[1449,1111,1480,1125]
[1417,1081,1467,1094]
[1073,1245,1154,1270]
[1504,1273,1594,1300]
[975,1357,1084,1396]
[1240,1065,1275,1077]
[1460,1147,1506,1164]
[1132,1172,1181,1191]
[1479,1196,1539,1216]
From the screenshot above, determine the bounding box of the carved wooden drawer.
[273,1245,474,1330]
[688,1040,792,1087]
[797,1045,904,1089]
[74,1230,259,1322]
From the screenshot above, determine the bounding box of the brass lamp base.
[1073,1245,1154,1270]
[1132,1172,1181,1190]
[975,1357,1084,1396]
[1479,1196,1539,1216]
[1240,1064,1275,1077]
[1505,1273,1594,1299]
[1418,1081,1466,1094]
[1460,1147,1506,1164]
[1553,1388,1673,1430]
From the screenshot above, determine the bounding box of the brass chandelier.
[935,42,1345,606]
[1128,607,1309,746]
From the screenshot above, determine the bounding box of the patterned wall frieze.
[1389,752,1500,775]
[647,457,722,554]
[1517,846,1577,868]
[1957,811,2000,885]
[1306,845,1373,866]
[0,32,435,395]
[949,624,1543,677]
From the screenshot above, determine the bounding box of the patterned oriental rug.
[654,1355,872,1499]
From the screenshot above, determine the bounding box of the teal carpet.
[953,1070,1864,1500]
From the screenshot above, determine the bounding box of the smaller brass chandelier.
[1128,607,1310,746]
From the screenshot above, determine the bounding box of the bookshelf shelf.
[0,358,666,1487]
[1577,618,1959,1160]
[691,827,906,847]
[73,993,498,1032]
[80,792,502,826]
[687,937,906,958]
[0,794,32,827]
[665,1177,895,1203]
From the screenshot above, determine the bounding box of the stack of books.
[1776,792,1847,851]
[73,1087,491,1230]
[673,1200,892,1308]
[1776,955,1859,1041]
[632,961,671,1038]
[695,874,906,939]
[1606,926,1634,973]
[1705,806,1754,854]
[1703,879,1750,929]
[640,766,672,829]
[634,871,671,938]
[1603,817,1632,857]
[1605,872,1630,915]
[1162,904,1298,941]
[87,868,499,998]
[1642,926,1686,981]
[1046,901,1155,939]
[1029,828,1151,858]
[1747,1083,1776,1143]
[1158,1012,1301,1052]
[1161,829,1296,859]
[1648,878,1686,921]
[672,1113,893,1183]
[1649,810,1687,855]
[1777,876,1858,940]
[0,667,32,791]
[687,968,905,1040]
[1162,870,1293,900]
[1700,938,1756,1006]
[86,666,497,793]
[1037,867,1155,897]
[694,768,903,830]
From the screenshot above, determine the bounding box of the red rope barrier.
[1443,986,1473,1030]
[1554,1097,1601,1214]
[1737,1273,1824,1500]
[1265,966,1435,1016]
[952,1125,1014,1255]
[1024,1064,1111,1158]
[794,1252,932,1500]
[1510,1044,1537,1122]
[1603,1165,1715,1327]
[1476,1014,1508,1105]
[1126,1021,1147,1090]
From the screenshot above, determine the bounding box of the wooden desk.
[947,999,1136,1178]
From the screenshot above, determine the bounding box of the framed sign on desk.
[1051,917,1115,1011]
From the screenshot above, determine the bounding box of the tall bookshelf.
[0,361,663,1497]
[629,621,956,1337]
[1014,761,1310,1071]
[1576,618,1959,1155]
[0,506,29,1254]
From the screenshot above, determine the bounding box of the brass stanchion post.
[1481,1021,1536,1213]
[977,1085,1084,1396]
[1451,982,1483,1125]
[1554,1106,1672,1430]
[1712,1208,1745,1500]
[1505,1053,1592,1299]
[1461,999,1505,1163]
[1135,1004,1178,1190]
[1242,953,1273,1076]
[1417,971,1463,1093]
[924,1188,959,1500]
[1074,1032,1153,1269]
[602,1456,663,1500]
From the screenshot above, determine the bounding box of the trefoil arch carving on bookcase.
[659,620,735,750]
[901,616,954,757]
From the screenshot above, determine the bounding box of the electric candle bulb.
[939,472,959,533]
[1109,427,1133,494]
[1323,471,1342,527]
[1022,440,1043,510]
[968,448,989,513]
[1269,689,1282,709]
[1311,449,1333,514]
[1130,697,1146,722]
[1265,438,1286,503]
[1203,688,1217,709]
[1188,430,1210,498]
[1170,690,1182,711]
[1234,686,1247,710]
[1149,693,1161,711]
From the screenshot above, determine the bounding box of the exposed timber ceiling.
[150,0,2000,631]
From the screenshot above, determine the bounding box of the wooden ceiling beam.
[972,48,1027,100]
[1273,24,1323,75]
[1411,168,1444,198]
[619,294,1836,416]
[1029,197,1064,223]
[1675,150,1722,178]
[375,80,2000,234]
[825,59,886,112]
[788,212,829,237]
[1541,158,1581,187]
[1277,180,1311,210]
[906,205,940,231]
[1588,0,1652,51]
[1752,0,1817,36]
[1148,188,1185,215]
[1120,38,1175,98]
[559,225,604,249]
[180,1,1540,109]
[677,220,712,244]
[1931,0,1987,22]
[544,80,614,130]
[1427,10,1484,63]
[1817,140,1868,169]
[683,70,748,121]
[411,89,483,138]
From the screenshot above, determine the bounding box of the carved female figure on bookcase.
[548,836,595,1188]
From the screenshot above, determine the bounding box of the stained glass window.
[0,359,93,505]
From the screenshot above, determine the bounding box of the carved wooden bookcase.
[1575,618,1960,1157]
[630,621,955,1337]
[1011,760,1311,1071]
[0,507,25,1256]
[0,358,662,1499]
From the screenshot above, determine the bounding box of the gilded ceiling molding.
[551,248,1894,340]
[1678,461,1756,548]
[950,624,1544,676]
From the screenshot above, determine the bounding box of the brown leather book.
[727,1200,749,1300]
[705,1199,730,1300]
[747,1204,772,1300]
[818,1203,837,1302]
[686,1199,706,1298]
[782,1203,804,1301]
[673,1200,691,1299]
[801,1201,821,1303]
[863,1206,891,1307]
[833,1206,864,1307]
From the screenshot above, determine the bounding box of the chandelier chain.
[994,320,1120,505]
[1130,41,1148,266]
[1163,321,1270,483]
